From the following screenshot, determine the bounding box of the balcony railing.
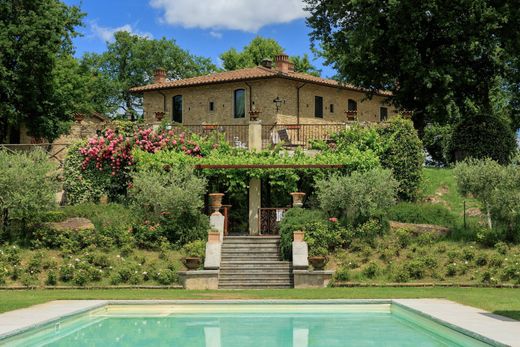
[261,123,346,149]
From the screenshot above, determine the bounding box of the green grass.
[421,168,480,216]
[0,288,519,320]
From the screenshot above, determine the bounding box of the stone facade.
[142,77,397,125]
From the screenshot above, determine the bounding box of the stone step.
[221,244,280,249]
[219,279,293,285]
[219,272,292,283]
[218,283,293,289]
[220,260,291,266]
[221,256,281,262]
[219,270,292,275]
[221,250,279,256]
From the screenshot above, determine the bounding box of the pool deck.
[0,299,518,346]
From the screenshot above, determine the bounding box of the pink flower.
[328,217,338,223]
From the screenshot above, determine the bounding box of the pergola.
[195,163,345,235]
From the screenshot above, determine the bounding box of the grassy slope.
[0,288,518,320]
[421,167,480,216]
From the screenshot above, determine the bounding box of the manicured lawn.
[0,287,518,320]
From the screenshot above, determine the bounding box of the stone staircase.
[219,236,293,289]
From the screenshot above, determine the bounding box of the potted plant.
[181,240,206,270]
[308,246,328,270]
[249,110,261,121]
[290,192,306,207]
[155,112,166,121]
[345,110,357,121]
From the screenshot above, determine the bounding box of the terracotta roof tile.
[129,66,392,96]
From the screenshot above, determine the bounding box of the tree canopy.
[220,36,321,76]
[305,0,520,129]
[0,0,84,142]
[82,31,218,120]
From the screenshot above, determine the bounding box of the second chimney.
[154,68,167,84]
[274,54,294,73]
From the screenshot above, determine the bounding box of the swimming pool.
[0,302,496,346]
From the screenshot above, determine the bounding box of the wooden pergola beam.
[194,164,344,169]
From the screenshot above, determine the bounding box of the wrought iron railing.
[259,207,289,235]
[261,123,346,149]
[165,124,250,148]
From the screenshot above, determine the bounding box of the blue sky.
[63,0,335,77]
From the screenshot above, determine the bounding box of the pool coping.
[0,299,518,346]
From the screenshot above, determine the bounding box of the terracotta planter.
[290,192,306,207]
[202,124,218,131]
[155,112,165,121]
[182,257,202,270]
[208,193,225,213]
[249,110,261,121]
[345,110,357,121]
[309,256,328,270]
[293,231,305,242]
[74,114,85,123]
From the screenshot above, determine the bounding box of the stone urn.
[182,257,202,270]
[293,230,305,242]
[308,256,327,271]
[208,193,225,214]
[290,192,306,207]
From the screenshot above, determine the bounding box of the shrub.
[181,240,206,259]
[393,266,410,282]
[153,269,178,285]
[475,254,488,266]
[405,260,426,279]
[278,208,328,260]
[449,113,517,165]
[334,267,350,282]
[129,166,209,246]
[423,123,453,165]
[0,150,58,241]
[315,168,398,224]
[377,117,424,201]
[45,270,58,286]
[362,262,380,279]
[387,202,457,228]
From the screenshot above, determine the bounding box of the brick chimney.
[154,68,166,84]
[274,54,294,73]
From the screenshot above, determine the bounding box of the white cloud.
[209,31,223,39]
[91,22,153,42]
[149,0,307,32]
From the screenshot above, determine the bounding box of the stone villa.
[130,54,397,125]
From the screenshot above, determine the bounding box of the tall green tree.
[82,31,217,119]
[220,36,321,76]
[0,0,84,142]
[305,0,520,129]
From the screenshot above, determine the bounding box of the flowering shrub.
[65,127,219,203]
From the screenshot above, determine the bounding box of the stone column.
[248,120,263,235]
[248,178,261,235]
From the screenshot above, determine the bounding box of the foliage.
[387,203,457,228]
[181,240,206,260]
[0,150,57,241]
[377,117,425,200]
[423,123,453,165]
[65,127,216,202]
[305,0,520,129]
[318,119,423,201]
[81,31,217,119]
[0,0,84,142]
[315,168,398,224]
[449,114,517,165]
[278,208,328,260]
[129,166,209,246]
[220,36,321,75]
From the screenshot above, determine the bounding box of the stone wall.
[142,77,398,125]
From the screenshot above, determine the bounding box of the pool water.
[1,304,491,346]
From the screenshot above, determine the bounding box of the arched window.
[347,99,357,112]
[234,89,245,118]
[172,95,183,123]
